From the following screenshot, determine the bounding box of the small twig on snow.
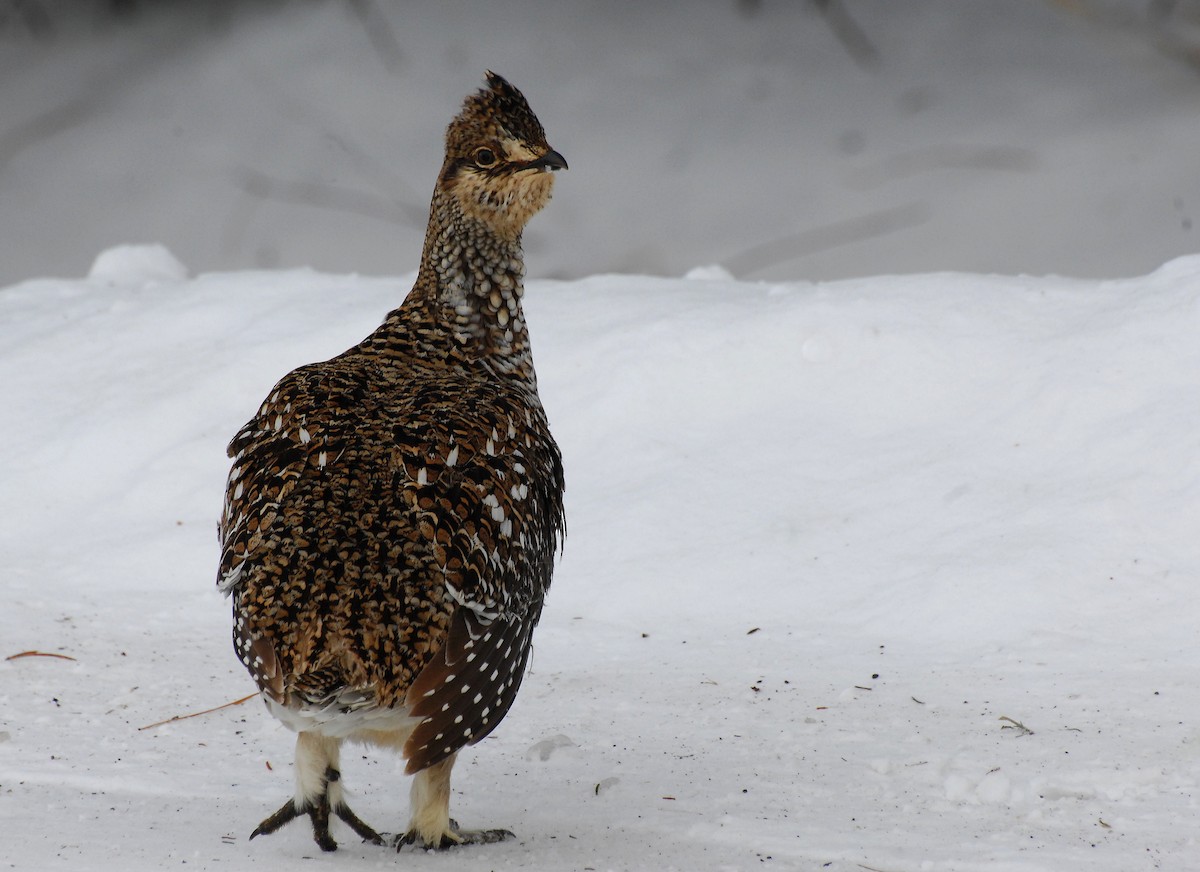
[6,650,76,661]
[138,692,259,731]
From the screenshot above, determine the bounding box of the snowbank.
[1,250,1197,870]
[4,2,1200,287]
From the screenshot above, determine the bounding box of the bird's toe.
[394,822,514,851]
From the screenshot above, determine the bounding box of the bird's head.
[441,72,567,240]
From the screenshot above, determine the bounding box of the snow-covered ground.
[2,1,1200,288]
[1,243,1197,870]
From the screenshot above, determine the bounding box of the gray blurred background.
[2,0,1199,286]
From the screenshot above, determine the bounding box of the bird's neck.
[366,188,537,382]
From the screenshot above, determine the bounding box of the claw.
[394,820,515,851]
[249,798,303,841]
[333,803,384,845]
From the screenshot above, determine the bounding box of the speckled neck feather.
[361,184,536,381]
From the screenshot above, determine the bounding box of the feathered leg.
[395,752,514,850]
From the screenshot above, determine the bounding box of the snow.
[88,244,189,286]
[3,2,1200,288]
[2,244,1198,870]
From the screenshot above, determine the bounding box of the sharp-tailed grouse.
[217,72,566,852]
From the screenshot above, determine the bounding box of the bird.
[216,72,567,853]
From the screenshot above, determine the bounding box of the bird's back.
[219,337,564,756]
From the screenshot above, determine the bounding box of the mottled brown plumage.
[217,72,566,852]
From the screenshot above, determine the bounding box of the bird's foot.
[249,773,383,852]
[333,802,386,846]
[394,818,514,851]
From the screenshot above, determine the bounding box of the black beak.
[536,149,568,171]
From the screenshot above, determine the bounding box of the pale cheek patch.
[454,169,554,238]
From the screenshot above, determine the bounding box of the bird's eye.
[474,148,497,169]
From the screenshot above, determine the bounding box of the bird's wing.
[389,379,563,619]
[394,379,564,772]
[403,605,536,773]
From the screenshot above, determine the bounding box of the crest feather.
[445,72,547,157]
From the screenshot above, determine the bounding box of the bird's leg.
[250,731,383,852]
[395,753,514,850]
